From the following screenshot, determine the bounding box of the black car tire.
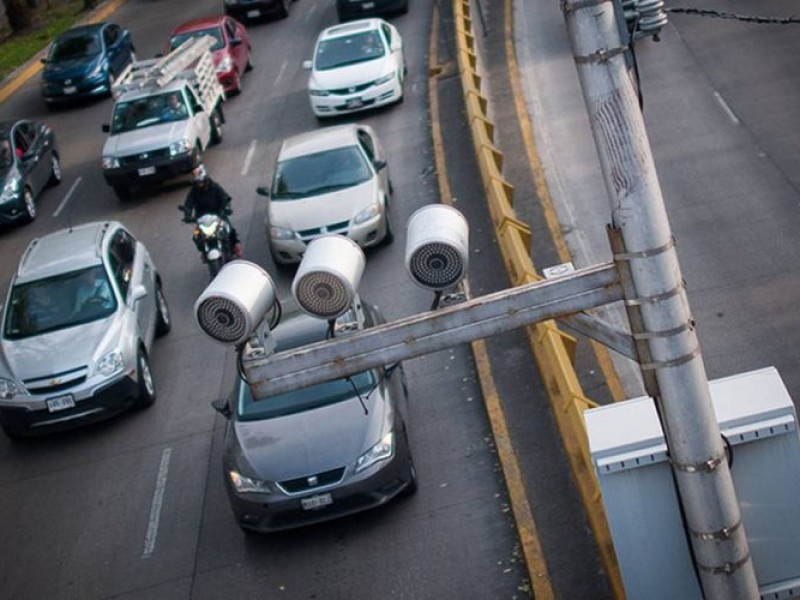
[401,453,418,497]
[155,280,171,337]
[135,348,157,408]
[21,186,36,223]
[245,50,254,72]
[279,0,290,18]
[0,421,25,441]
[383,213,394,245]
[211,109,223,145]
[112,185,132,201]
[48,153,62,187]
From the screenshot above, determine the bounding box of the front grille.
[279,467,345,494]
[119,148,170,166]
[24,367,88,394]
[298,220,349,240]
[328,81,374,96]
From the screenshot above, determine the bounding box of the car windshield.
[49,32,101,62]
[271,146,372,200]
[170,28,225,52]
[314,31,385,70]
[110,92,188,134]
[236,370,376,421]
[3,266,118,340]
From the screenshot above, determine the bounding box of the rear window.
[170,28,225,52]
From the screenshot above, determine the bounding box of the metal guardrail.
[452,1,626,597]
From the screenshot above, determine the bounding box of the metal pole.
[559,0,759,597]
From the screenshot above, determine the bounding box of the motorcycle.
[178,206,235,278]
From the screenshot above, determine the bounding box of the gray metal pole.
[559,1,759,597]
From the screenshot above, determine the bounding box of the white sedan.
[257,123,394,266]
[304,18,405,119]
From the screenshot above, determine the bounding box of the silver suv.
[0,221,170,438]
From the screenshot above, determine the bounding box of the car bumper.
[0,374,140,436]
[216,70,240,94]
[224,1,285,19]
[103,152,197,188]
[337,0,408,19]
[0,195,28,224]
[41,77,110,103]
[226,437,413,532]
[309,77,402,118]
[269,212,388,264]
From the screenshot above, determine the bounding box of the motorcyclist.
[182,164,242,258]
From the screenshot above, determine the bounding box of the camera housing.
[292,235,365,319]
[194,260,276,345]
[405,204,469,291]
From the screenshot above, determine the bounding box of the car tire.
[245,51,254,72]
[48,153,62,187]
[155,280,171,337]
[134,348,157,409]
[382,213,394,245]
[191,144,202,168]
[401,453,418,497]
[0,422,25,441]
[278,0,290,18]
[210,109,223,145]
[21,186,36,223]
[112,185,132,201]
[231,70,242,96]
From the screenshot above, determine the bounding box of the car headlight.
[0,377,23,399]
[309,88,330,97]
[216,56,232,73]
[355,431,394,473]
[269,225,295,240]
[374,72,395,86]
[169,139,192,157]
[229,470,272,494]
[102,156,120,169]
[353,203,381,225]
[0,177,20,203]
[96,349,123,377]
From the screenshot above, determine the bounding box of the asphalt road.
[0,1,532,598]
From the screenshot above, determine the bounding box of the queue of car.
[0,0,413,534]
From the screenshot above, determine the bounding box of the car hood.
[0,315,120,382]
[103,121,190,156]
[43,55,102,82]
[232,389,390,482]
[311,58,392,89]
[269,179,379,231]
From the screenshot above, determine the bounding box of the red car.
[169,15,252,95]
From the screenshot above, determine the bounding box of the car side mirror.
[230,38,242,47]
[131,284,148,303]
[256,186,270,197]
[102,124,110,133]
[373,159,387,171]
[211,398,231,418]
[302,60,312,70]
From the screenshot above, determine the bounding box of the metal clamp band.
[697,552,752,575]
[670,451,725,473]
[640,345,700,370]
[632,320,693,340]
[624,281,685,307]
[613,237,675,261]
[561,0,611,14]
[691,518,743,541]
[574,46,628,64]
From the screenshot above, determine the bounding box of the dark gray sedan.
[0,119,61,225]
[214,297,417,533]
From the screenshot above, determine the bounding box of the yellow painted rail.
[452,1,626,597]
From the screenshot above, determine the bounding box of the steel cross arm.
[246,262,622,399]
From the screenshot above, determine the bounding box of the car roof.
[14,221,117,284]
[319,18,383,41]
[56,23,105,39]
[278,124,361,161]
[171,15,227,35]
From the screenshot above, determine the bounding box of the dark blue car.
[40,22,136,106]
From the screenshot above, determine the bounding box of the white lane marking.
[304,2,318,20]
[52,176,82,218]
[241,140,257,176]
[713,91,740,125]
[142,447,172,559]
[274,60,288,87]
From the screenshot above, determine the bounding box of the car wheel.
[155,280,171,337]
[0,422,25,441]
[210,109,223,145]
[191,144,202,167]
[245,50,254,72]
[135,348,157,408]
[21,186,36,223]
[382,213,394,245]
[112,185,132,201]
[401,453,418,497]
[279,0,290,18]
[231,70,242,96]
[47,153,62,187]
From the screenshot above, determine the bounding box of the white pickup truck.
[100,37,226,200]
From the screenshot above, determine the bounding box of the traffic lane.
[634,21,800,401]
[192,349,528,600]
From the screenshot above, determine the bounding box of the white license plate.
[46,394,75,413]
[345,98,364,109]
[63,86,77,95]
[247,9,260,17]
[362,1,375,8]
[301,493,333,510]
[138,166,156,176]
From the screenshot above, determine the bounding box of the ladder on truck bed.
[113,36,218,98]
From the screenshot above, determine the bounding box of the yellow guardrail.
[452,1,625,597]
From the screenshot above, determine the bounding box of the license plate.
[362,1,375,8]
[345,98,364,109]
[247,9,260,17]
[63,86,77,95]
[301,493,332,510]
[138,166,156,177]
[46,394,75,413]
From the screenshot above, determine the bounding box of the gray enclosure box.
[585,367,800,600]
